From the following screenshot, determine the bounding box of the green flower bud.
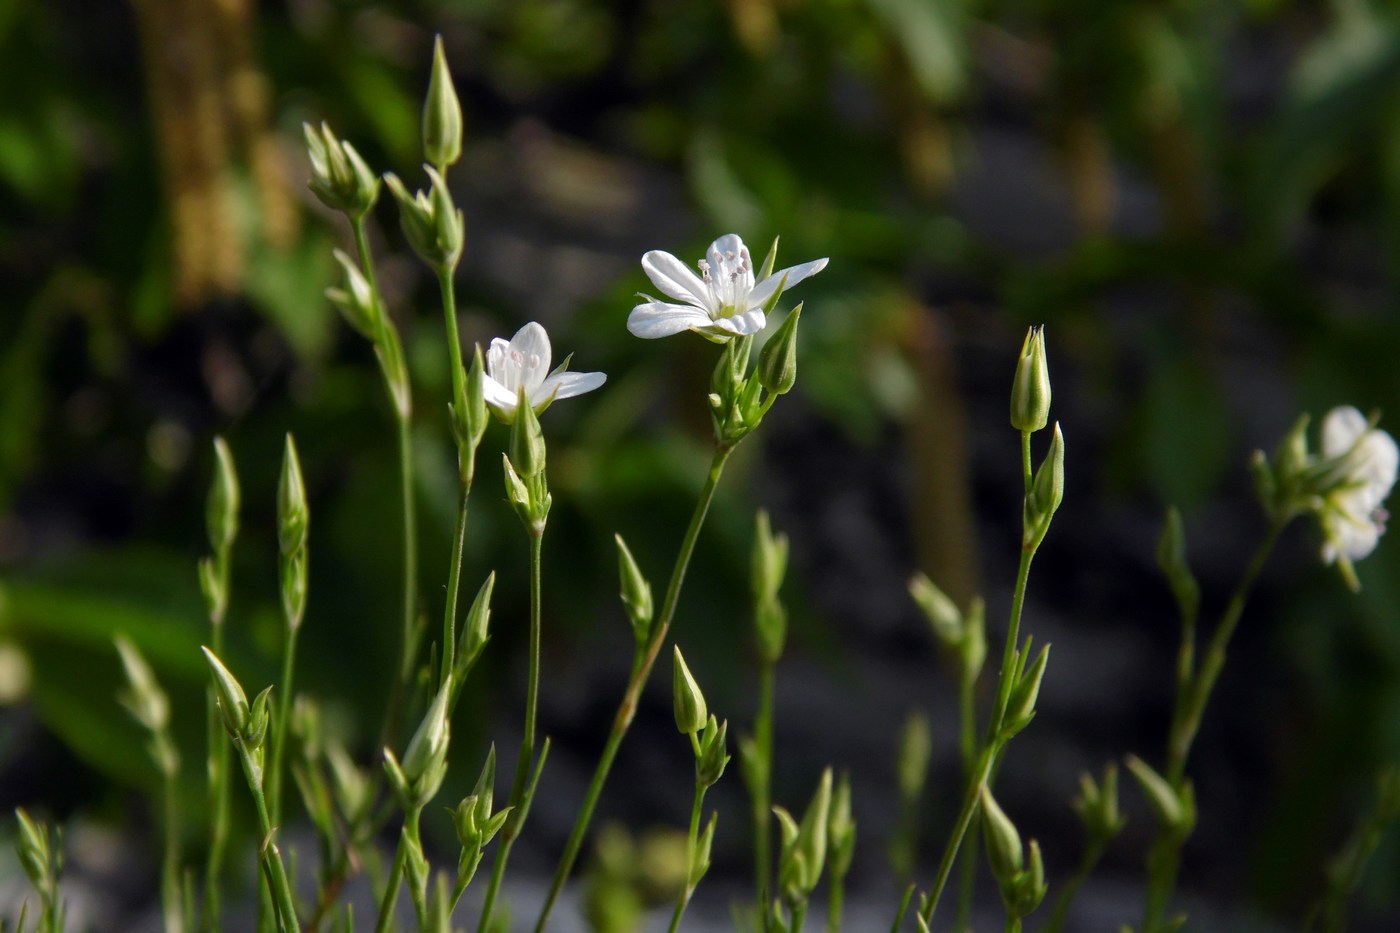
[896,711,932,803]
[450,346,489,476]
[423,35,463,170]
[614,534,653,640]
[277,434,309,557]
[457,572,495,669]
[14,808,58,898]
[1010,325,1050,433]
[304,121,380,218]
[1074,763,1127,842]
[672,646,708,735]
[207,436,240,553]
[757,304,802,395]
[909,572,961,645]
[962,596,987,681]
[385,168,464,270]
[202,646,250,738]
[1023,422,1065,550]
[752,511,790,602]
[1156,507,1200,626]
[775,768,832,906]
[827,771,857,879]
[1006,839,1048,917]
[1002,641,1050,740]
[509,386,547,479]
[326,248,379,340]
[979,784,1024,884]
[696,716,730,788]
[115,636,169,735]
[401,681,452,788]
[1125,755,1195,835]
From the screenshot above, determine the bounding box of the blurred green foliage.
[3,0,1400,926]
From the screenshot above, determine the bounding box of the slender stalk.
[373,818,412,933]
[826,870,845,933]
[477,531,546,933]
[953,665,979,933]
[1041,837,1108,933]
[267,626,301,827]
[440,486,471,688]
[1140,520,1285,932]
[753,659,776,910]
[534,445,734,933]
[233,740,300,932]
[920,543,1036,928]
[791,901,809,933]
[437,266,467,405]
[668,784,707,933]
[1004,916,1021,933]
[203,580,232,933]
[161,748,183,933]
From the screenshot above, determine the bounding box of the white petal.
[628,301,715,338]
[509,322,553,392]
[1322,406,1369,457]
[486,337,514,389]
[1354,430,1399,493]
[641,251,712,310]
[482,375,520,410]
[537,370,607,403]
[745,257,828,311]
[708,309,766,336]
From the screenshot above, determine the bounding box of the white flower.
[483,322,606,422]
[1316,406,1398,566]
[628,234,828,341]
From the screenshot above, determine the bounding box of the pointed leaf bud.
[979,784,1024,884]
[1002,642,1050,739]
[202,646,249,738]
[326,249,379,340]
[278,434,309,557]
[751,511,790,602]
[1010,325,1050,433]
[246,685,273,750]
[423,36,463,170]
[793,768,833,894]
[502,453,530,513]
[614,534,653,640]
[1024,423,1065,549]
[427,166,465,268]
[304,122,380,217]
[1007,839,1049,917]
[758,304,802,395]
[115,636,170,735]
[696,716,730,788]
[451,344,489,464]
[897,711,932,803]
[827,771,857,879]
[1156,507,1200,626]
[962,596,987,681]
[1125,755,1195,835]
[207,437,240,553]
[1074,763,1127,842]
[909,572,962,646]
[402,681,452,786]
[689,812,718,889]
[458,572,495,667]
[509,386,547,478]
[672,646,708,735]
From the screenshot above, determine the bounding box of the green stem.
[234,740,300,932]
[1021,430,1033,493]
[203,573,232,933]
[394,413,420,691]
[826,873,845,933]
[791,901,809,933]
[405,810,428,928]
[374,815,412,933]
[953,665,979,932]
[477,530,546,933]
[753,659,776,911]
[1005,915,1022,933]
[267,624,301,828]
[1041,837,1108,933]
[161,749,184,933]
[437,266,467,407]
[533,445,734,933]
[668,785,707,933]
[920,543,1036,928]
[440,484,472,688]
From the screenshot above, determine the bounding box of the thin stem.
[920,544,1036,928]
[203,573,232,933]
[374,821,411,933]
[953,665,979,932]
[436,266,467,406]
[668,785,707,933]
[395,413,420,692]
[234,740,299,932]
[534,445,734,933]
[1041,837,1108,933]
[404,810,428,928]
[791,901,809,933]
[439,484,472,688]
[161,751,183,933]
[1021,430,1033,493]
[753,660,776,912]
[477,530,546,933]
[267,625,301,828]
[826,872,845,933]
[1004,915,1022,933]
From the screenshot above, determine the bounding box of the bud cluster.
[979,785,1048,920]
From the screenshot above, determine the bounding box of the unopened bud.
[326,249,379,339]
[828,771,857,879]
[509,387,547,478]
[979,784,1024,884]
[202,646,249,738]
[207,437,240,553]
[672,647,708,735]
[304,121,380,218]
[758,304,801,395]
[278,434,309,557]
[696,716,730,788]
[1024,422,1065,549]
[614,534,653,639]
[1074,763,1127,842]
[1010,325,1050,433]
[1125,755,1195,835]
[422,36,463,170]
[401,682,452,785]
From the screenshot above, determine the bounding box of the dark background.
[2,0,1400,929]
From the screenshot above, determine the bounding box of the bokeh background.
[3,0,1400,929]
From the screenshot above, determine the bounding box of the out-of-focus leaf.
[244,231,337,360]
[865,0,966,102]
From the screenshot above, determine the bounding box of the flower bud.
[614,534,653,640]
[775,767,833,907]
[450,346,489,475]
[1125,755,1196,835]
[1023,422,1065,549]
[326,248,379,340]
[909,572,961,645]
[979,784,1024,883]
[751,511,790,603]
[245,685,273,751]
[896,711,931,803]
[758,304,802,395]
[401,681,452,787]
[304,121,380,218]
[1156,507,1200,625]
[202,646,249,738]
[422,36,463,170]
[509,386,547,478]
[457,572,495,668]
[1002,641,1050,740]
[672,647,708,735]
[827,771,857,879]
[278,434,309,557]
[1010,325,1050,433]
[1073,763,1127,842]
[688,812,718,889]
[115,636,169,735]
[14,809,57,899]
[385,169,464,271]
[1005,839,1048,917]
[207,437,240,553]
[696,716,730,788]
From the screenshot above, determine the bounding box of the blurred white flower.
[1316,406,1397,568]
[483,322,605,422]
[628,234,827,341]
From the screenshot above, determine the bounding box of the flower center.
[698,248,754,318]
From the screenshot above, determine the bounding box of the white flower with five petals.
[483,322,606,423]
[628,234,827,341]
[1316,405,1398,566]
